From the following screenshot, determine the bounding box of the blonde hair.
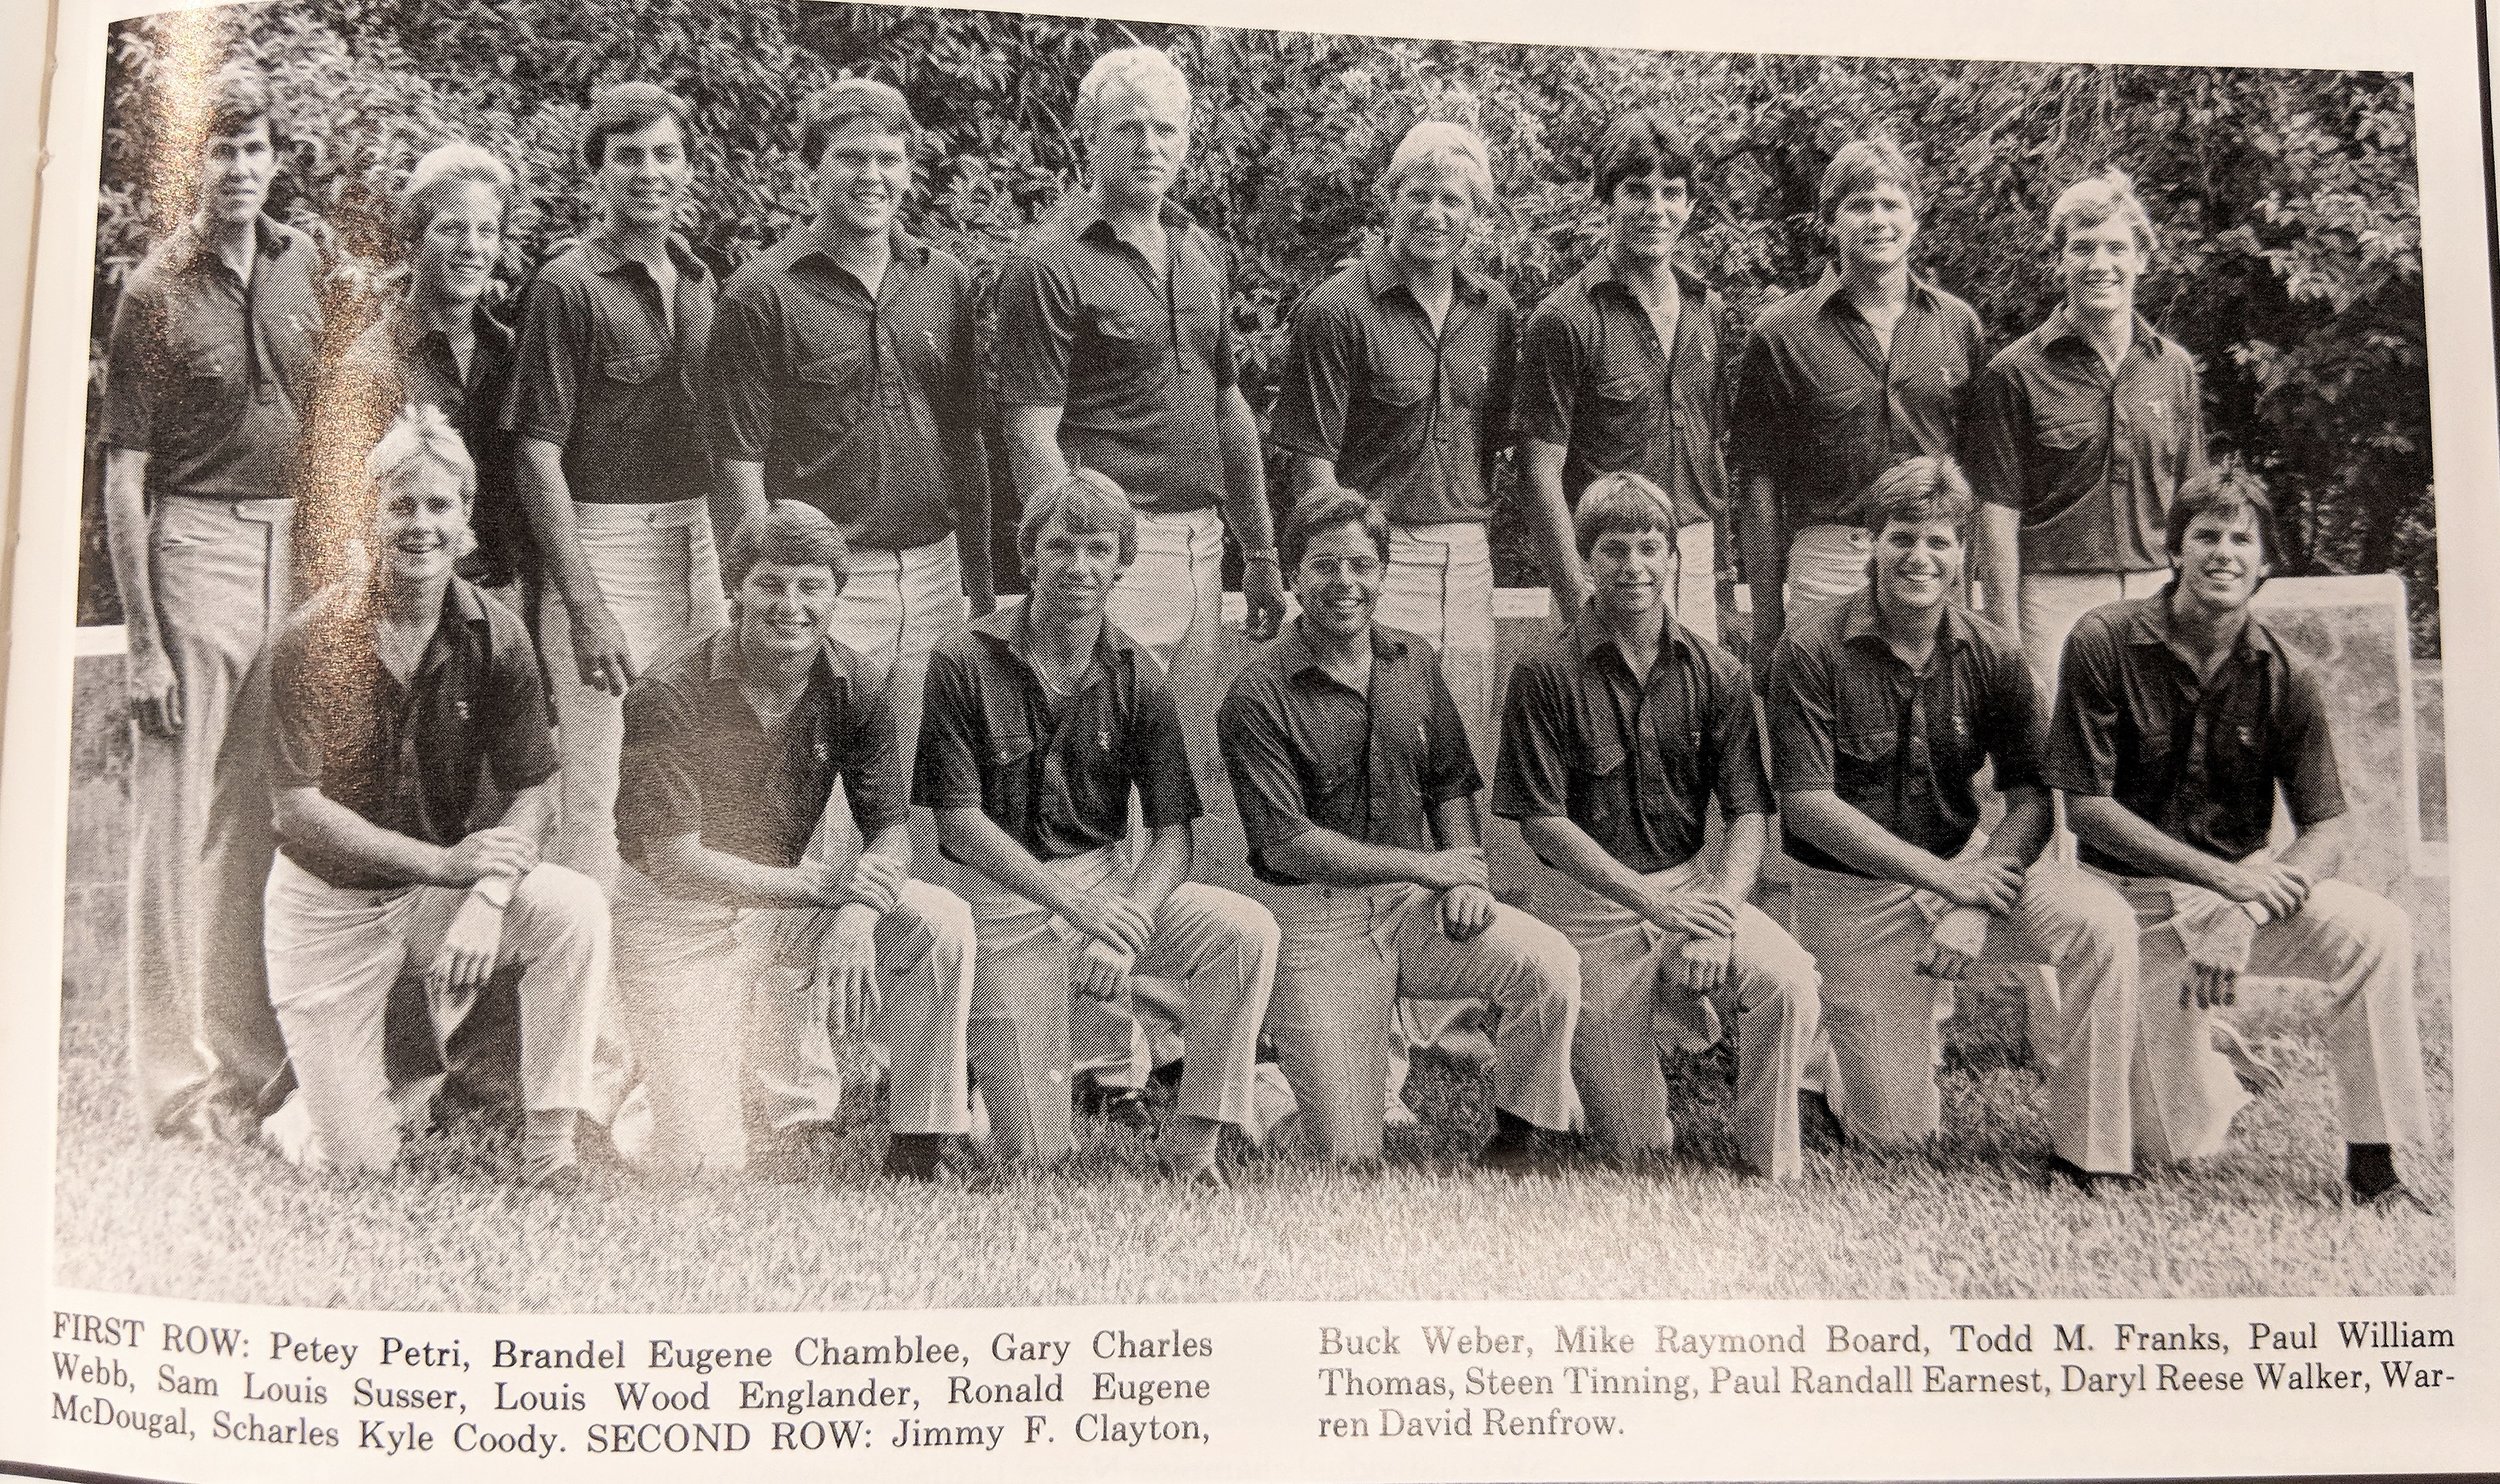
[2046,168,2158,255]
[1075,46,1190,134]
[398,142,515,249]
[365,405,475,503]
[1380,120,1496,214]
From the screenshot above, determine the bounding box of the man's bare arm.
[1523,439,1589,614]
[999,404,1070,501]
[517,434,637,695]
[102,448,180,735]
[1740,471,1788,662]
[1977,503,2022,634]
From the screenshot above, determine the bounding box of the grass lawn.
[52,876,2452,1314]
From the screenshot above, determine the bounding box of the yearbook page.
[2,0,2495,1479]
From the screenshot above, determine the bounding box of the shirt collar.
[383,299,511,356]
[703,624,845,695]
[968,601,1137,681]
[1803,262,1943,319]
[581,230,709,285]
[2039,302,2170,359]
[2116,586,2281,670]
[1568,602,1696,665]
[1279,616,1409,680]
[175,214,298,276]
[1069,193,1200,250]
[793,225,930,288]
[1360,246,1491,308]
[1579,250,1711,306]
[1838,585,1978,653]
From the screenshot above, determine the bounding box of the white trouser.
[2017,568,2173,694]
[539,497,730,893]
[1782,524,1870,616]
[261,855,608,1172]
[960,844,1277,1161]
[610,866,975,1174]
[1673,519,1719,642]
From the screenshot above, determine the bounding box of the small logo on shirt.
[813,740,831,763]
[2146,399,2169,424]
[1098,729,1113,752]
[924,329,938,353]
[452,700,471,723]
[2236,726,2253,748]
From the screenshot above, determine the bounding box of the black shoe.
[2353,1180,2436,1215]
[1800,1089,1848,1147]
[1478,1136,1563,1178]
[880,1133,946,1183]
[2041,1154,2138,1196]
[1076,1078,1157,1133]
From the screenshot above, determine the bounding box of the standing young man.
[1494,473,1819,1179]
[504,81,727,892]
[991,45,1285,1102]
[1218,488,1581,1168]
[1516,108,1728,638]
[610,502,975,1182]
[260,410,605,1184]
[1967,169,2205,689]
[707,79,993,788]
[2046,468,2431,1206]
[101,67,319,1138]
[1732,138,1986,659]
[916,471,1277,1185]
[1767,457,2138,1182]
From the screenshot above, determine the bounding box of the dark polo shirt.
[616,627,907,874]
[705,226,986,554]
[1515,254,1730,527]
[1964,307,2205,574]
[340,300,527,584]
[1729,266,1985,530]
[913,605,1200,863]
[1217,621,1480,887]
[2043,592,2345,877]
[103,214,324,501]
[1269,249,1516,526]
[991,195,1235,515]
[1493,609,1773,873]
[1768,589,2046,878]
[269,577,558,891]
[502,232,715,506]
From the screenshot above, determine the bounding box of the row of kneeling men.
[246,416,2430,1206]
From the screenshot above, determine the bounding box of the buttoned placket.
[1609,644,1685,846]
[1829,290,1918,470]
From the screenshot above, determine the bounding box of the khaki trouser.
[130,494,296,1134]
[261,856,608,1172]
[1782,523,1870,617]
[1535,859,1819,1178]
[2100,872,2429,1166]
[1265,881,1581,1162]
[961,845,1275,1161]
[1791,857,2140,1173]
[2017,568,2172,695]
[610,868,974,1174]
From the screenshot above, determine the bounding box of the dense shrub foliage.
[82,0,2437,653]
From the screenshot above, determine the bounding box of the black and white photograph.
[32,0,2466,1327]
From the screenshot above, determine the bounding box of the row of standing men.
[101,54,2429,1202]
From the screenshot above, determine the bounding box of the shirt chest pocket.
[979,729,1037,831]
[1360,373,1433,448]
[1584,368,1663,466]
[594,348,666,425]
[1084,304,1168,405]
[1566,738,1632,832]
[2036,416,2096,456]
[793,347,871,430]
[2206,692,2271,796]
[1805,383,1867,454]
[1832,726,1901,805]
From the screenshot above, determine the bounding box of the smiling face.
[2059,214,2145,320]
[200,117,275,227]
[1386,164,1478,272]
[1024,512,1127,623]
[1831,179,1916,276]
[813,118,910,242]
[735,560,840,663]
[1870,515,1964,617]
[412,180,503,308]
[1088,80,1190,213]
[1586,525,1675,623]
[1607,163,1691,270]
[2170,507,2269,616]
[593,114,691,234]
[1291,520,1384,644]
[371,462,470,589]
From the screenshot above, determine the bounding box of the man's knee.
[1174,883,1280,961]
[2300,879,2411,961]
[894,878,975,950]
[512,863,608,939]
[1484,909,1582,1000]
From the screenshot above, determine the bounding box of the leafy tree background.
[81,0,2437,654]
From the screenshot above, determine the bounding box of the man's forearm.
[1517,813,1666,921]
[2062,792,2238,893]
[1780,789,1958,896]
[643,835,824,909]
[1739,473,1786,647]
[1711,810,1770,903]
[1977,503,2022,633]
[715,459,769,555]
[1262,826,1449,890]
[999,405,1070,502]
[1217,389,1275,550]
[1983,789,2055,869]
[946,429,996,608]
[275,788,459,889]
[490,781,558,851]
[516,438,601,606]
[2275,812,2348,887]
[1524,441,1584,602]
[1122,822,1193,917]
[1287,452,1335,497]
[935,806,1087,920]
[102,449,163,654]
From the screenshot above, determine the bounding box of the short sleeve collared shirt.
[2042,593,2345,877]
[1217,621,1481,886]
[913,606,1200,862]
[103,215,324,501]
[1767,590,2046,877]
[615,628,908,874]
[1963,307,2205,574]
[1728,267,1985,530]
[269,577,559,890]
[1493,610,1773,873]
[990,195,1236,514]
[705,227,985,553]
[1514,255,1730,527]
[502,232,715,506]
[339,300,526,581]
[1269,249,1516,526]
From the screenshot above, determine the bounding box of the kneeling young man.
[262,408,604,1183]
[2046,467,2431,1206]
[1219,487,1580,1169]
[1767,456,2138,1182]
[611,501,974,1181]
[1494,473,1818,1178]
[917,471,1275,1183]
